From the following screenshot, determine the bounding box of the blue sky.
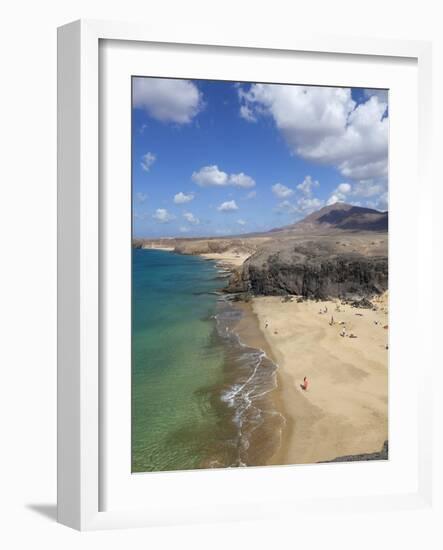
[132,77,388,238]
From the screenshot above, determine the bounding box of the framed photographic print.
[130,75,390,473]
[57,19,433,530]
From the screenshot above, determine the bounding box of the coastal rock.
[133,204,389,301]
[226,240,388,300]
[345,297,376,309]
[323,440,389,462]
[174,238,259,257]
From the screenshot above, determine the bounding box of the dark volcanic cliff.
[134,203,389,300]
[226,235,388,300]
[223,204,389,300]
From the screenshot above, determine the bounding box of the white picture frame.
[57,19,433,531]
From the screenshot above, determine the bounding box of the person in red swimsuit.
[301,376,309,391]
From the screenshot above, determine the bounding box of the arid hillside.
[134,203,388,300]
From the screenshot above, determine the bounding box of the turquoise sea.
[132,248,283,472]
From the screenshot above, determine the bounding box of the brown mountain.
[134,202,389,300]
[225,203,389,299]
[271,203,388,235]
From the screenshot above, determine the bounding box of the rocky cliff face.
[134,204,389,300]
[133,237,265,256]
[323,441,388,463]
[226,237,388,300]
[173,238,258,256]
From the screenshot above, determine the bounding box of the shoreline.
[200,251,252,269]
[243,295,388,464]
[203,250,388,465]
[140,247,388,465]
[137,247,250,270]
[140,245,175,251]
[207,253,287,466]
[232,301,292,465]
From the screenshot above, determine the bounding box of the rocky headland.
[134,203,388,301]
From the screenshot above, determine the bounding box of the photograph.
[131,76,389,473]
[3,0,436,542]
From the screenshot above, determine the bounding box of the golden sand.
[200,251,251,268]
[237,294,388,464]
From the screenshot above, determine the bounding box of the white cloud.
[245,190,257,199]
[272,183,294,199]
[363,89,388,104]
[335,177,388,208]
[276,196,324,215]
[326,178,388,210]
[297,175,319,196]
[326,182,352,205]
[326,195,342,206]
[352,181,384,198]
[179,226,190,233]
[217,200,238,212]
[192,165,229,187]
[141,152,156,172]
[276,200,298,214]
[376,191,388,211]
[238,84,388,184]
[229,172,256,188]
[297,196,324,214]
[152,208,175,223]
[192,165,255,188]
[237,219,247,225]
[135,192,147,203]
[174,192,194,204]
[239,104,257,122]
[183,212,200,224]
[337,182,351,194]
[133,77,203,124]
[366,191,388,211]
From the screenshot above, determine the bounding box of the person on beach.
[300,376,309,391]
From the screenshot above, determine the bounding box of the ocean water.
[132,249,283,472]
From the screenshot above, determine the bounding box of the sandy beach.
[236,294,388,464]
[200,251,252,268]
[140,248,388,464]
[141,245,175,251]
